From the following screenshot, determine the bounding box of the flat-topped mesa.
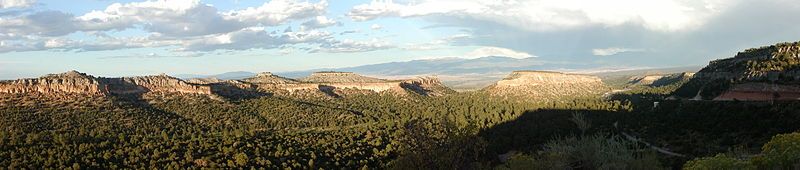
[0,70,107,95]
[301,71,387,83]
[486,71,609,99]
[241,72,299,84]
[496,71,604,87]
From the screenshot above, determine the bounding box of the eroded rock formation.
[485,71,609,99]
[0,71,453,99]
[250,72,453,97]
[0,71,106,95]
[0,71,212,96]
[242,72,299,84]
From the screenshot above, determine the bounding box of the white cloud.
[0,0,337,53]
[0,0,35,9]
[313,38,394,53]
[370,24,382,30]
[300,16,338,30]
[591,47,643,56]
[402,33,472,51]
[223,0,327,26]
[348,0,735,32]
[465,46,535,59]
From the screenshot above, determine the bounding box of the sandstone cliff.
[0,71,106,95]
[243,72,452,97]
[0,71,212,96]
[485,71,609,99]
[0,71,454,99]
[102,74,212,95]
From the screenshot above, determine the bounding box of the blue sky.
[1,0,799,79]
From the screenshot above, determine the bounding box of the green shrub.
[752,133,800,169]
[683,154,753,170]
[496,134,664,170]
[684,132,800,169]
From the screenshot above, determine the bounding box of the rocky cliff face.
[0,71,106,95]
[103,75,212,95]
[244,72,452,97]
[0,71,453,99]
[674,41,800,100]
[485,71,609,99]
[0,71,212,96]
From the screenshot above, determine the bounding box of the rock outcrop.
[242,72,299,84]
[248,72,453,97]
[0,71,212,96]
[485,71,609,99]
[674,41,800,100]
[0,71,454,99]
[102,74,212,95]
[713,83,800,101]
[0,71,106,95]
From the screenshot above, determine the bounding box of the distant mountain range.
[178,56,595,90]
[176,56,698,90]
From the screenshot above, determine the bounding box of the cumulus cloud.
[348,0,735,32]
[300,16,338,30]
[465,46,535,59]
[0,0,337,53]
[591,47,643,56]
[222,0,327,27]
[0,10,77,37]
[0,0,35,9]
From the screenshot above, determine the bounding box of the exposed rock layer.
[0,71,452,98]
[485,71,609,99]
[0,71,212,96]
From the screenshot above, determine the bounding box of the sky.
[0,0,799,79]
